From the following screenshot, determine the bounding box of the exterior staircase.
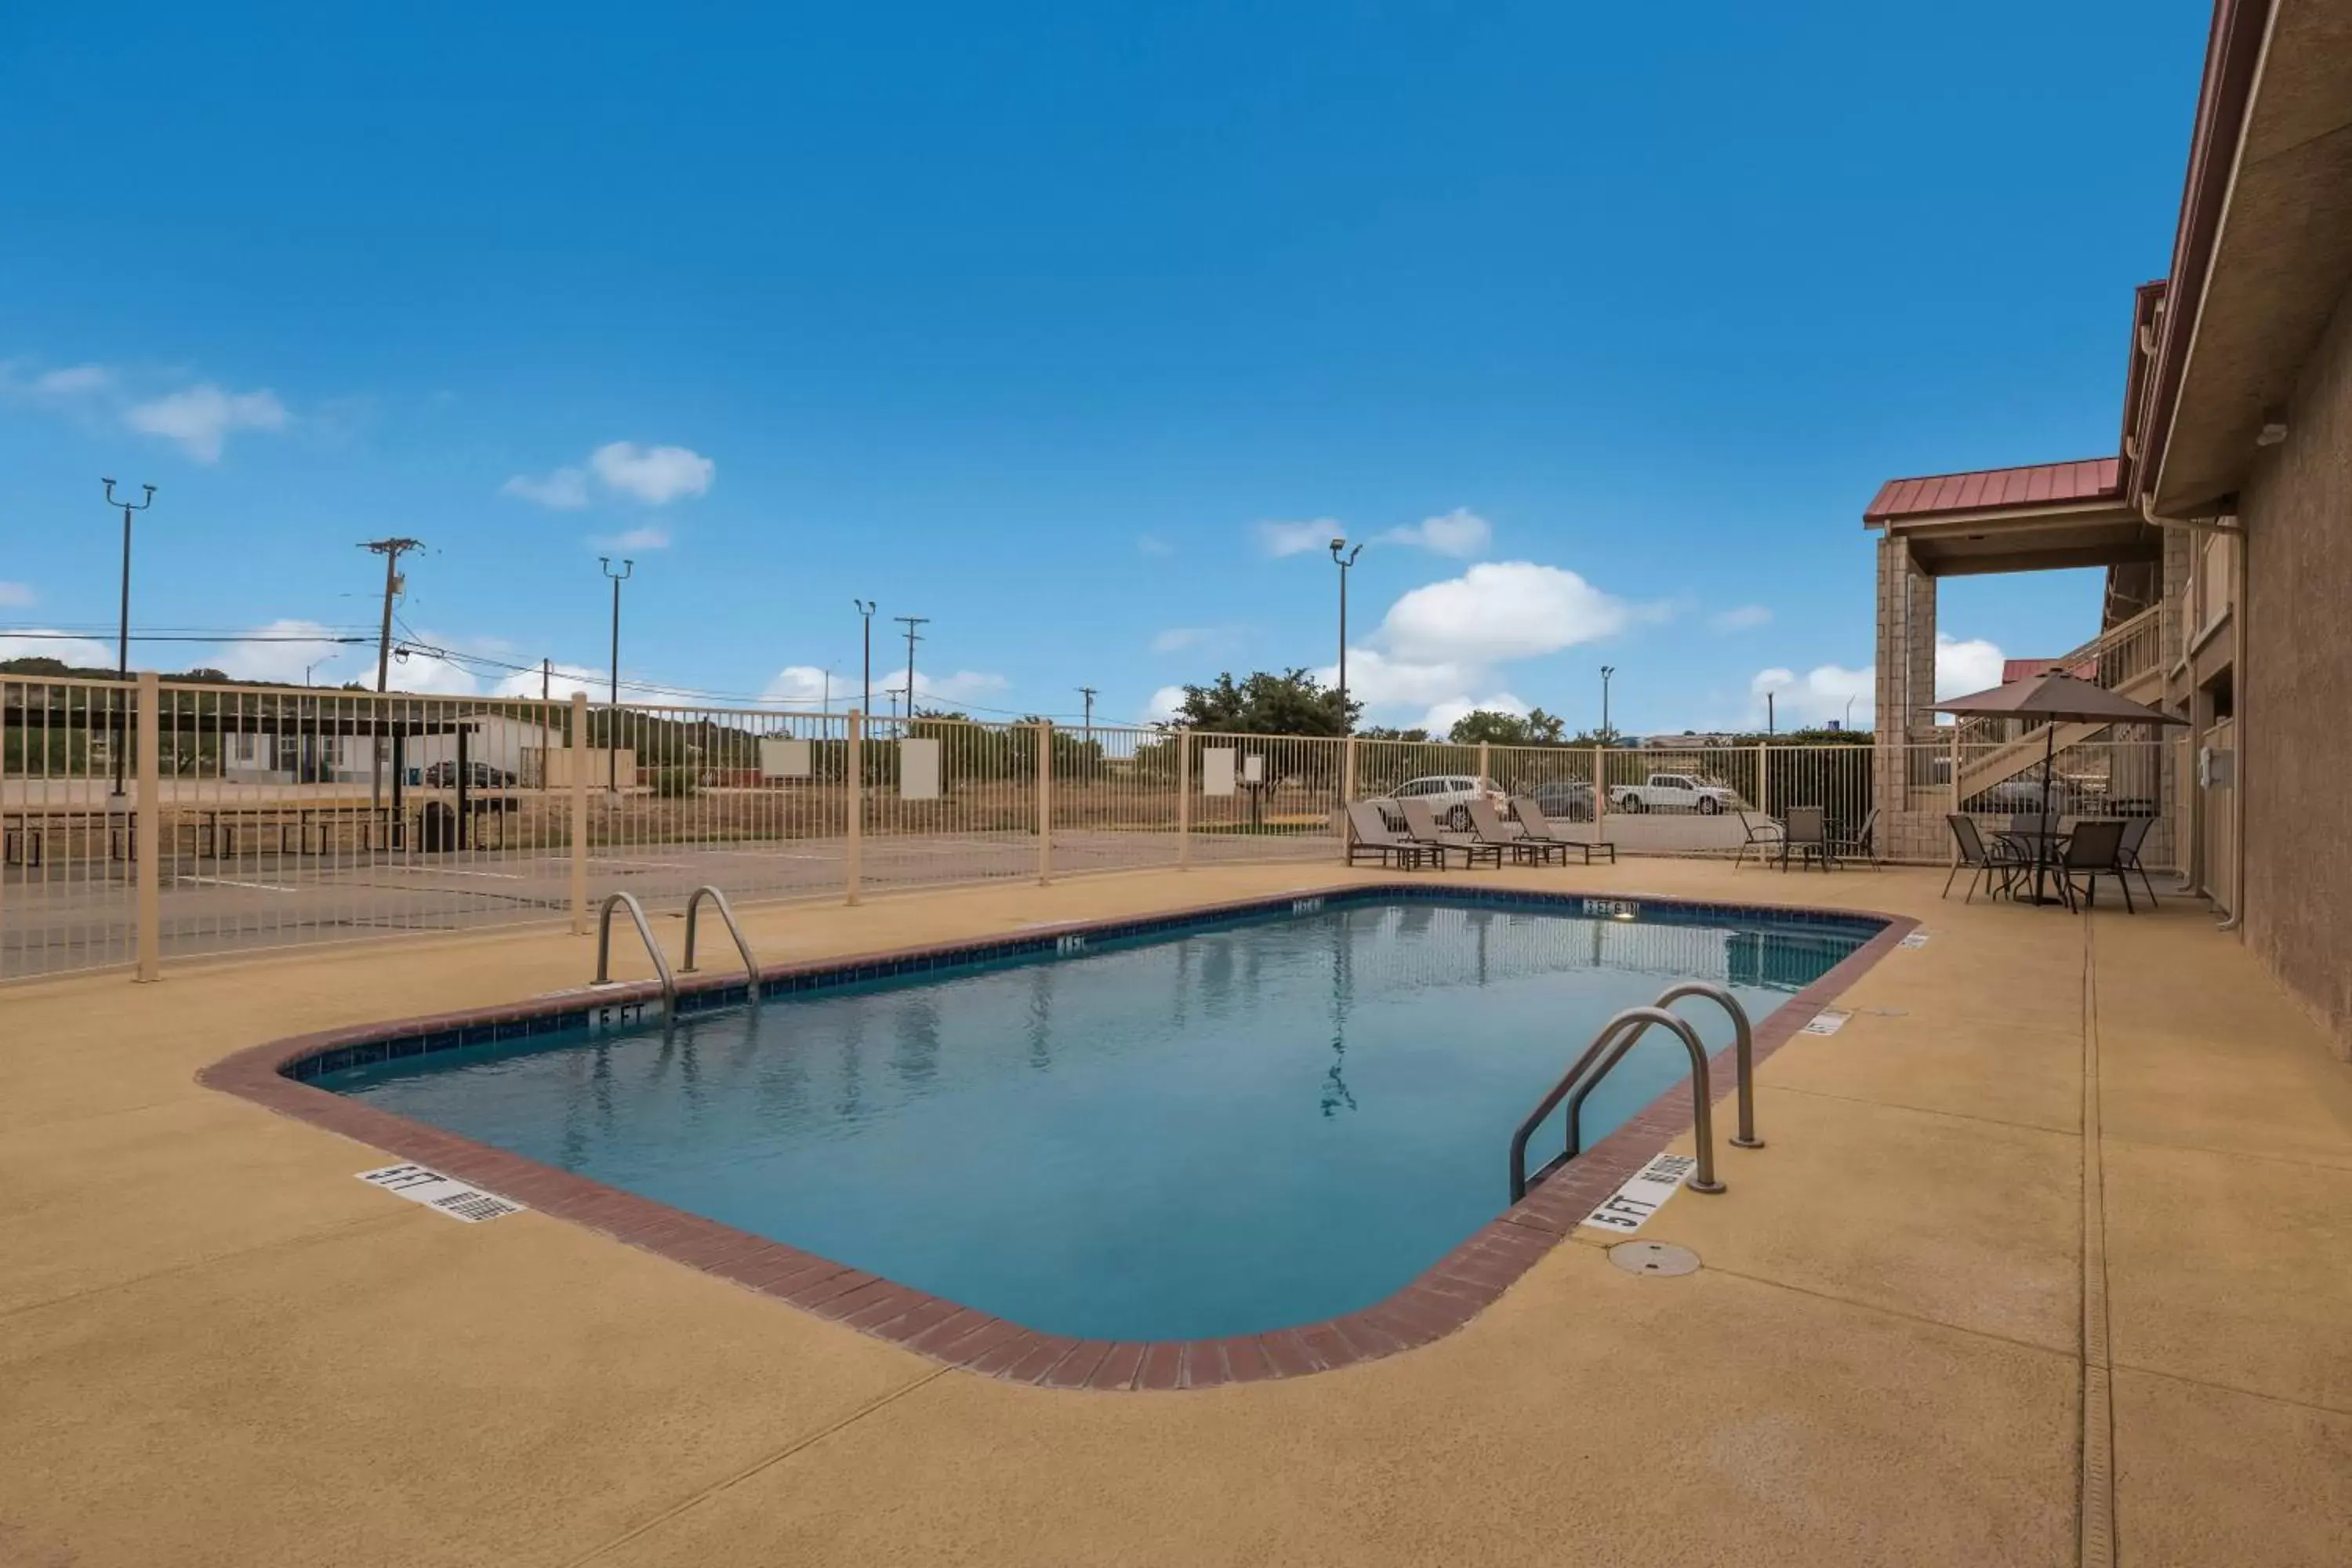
[1952,605,2165,803]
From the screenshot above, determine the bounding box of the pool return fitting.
[1508,982,1759,1203]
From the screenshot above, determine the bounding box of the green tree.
[1167,669,1359,736]
[1446,706,1569,746]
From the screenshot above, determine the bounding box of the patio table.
[1997,826,2071,906]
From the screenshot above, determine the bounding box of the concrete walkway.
[2,860,2345,1566]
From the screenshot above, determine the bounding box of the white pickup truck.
[1609,772,1741,815]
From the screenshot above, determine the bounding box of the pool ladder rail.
[1508,982,1760,1203]
[592,887,761,1014]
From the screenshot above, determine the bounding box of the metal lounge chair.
[1831,806,1881,869]
[1778,804,1835,871]
[1465,797,1558,865]
[1733,808,1784,872]
[1944,813,2023,902]
[2056,818,2134,913]
[1345,800,1441,870]
[2115,815,2161,906]
[1507,796,1619,865]
[1397,797,1503,869]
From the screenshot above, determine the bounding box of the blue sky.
[1,1,2210,732]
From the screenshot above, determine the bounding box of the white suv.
[1380,775,1508,829]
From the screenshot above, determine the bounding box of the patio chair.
[1733,808,1784,872]
[1507,797,1619,865]
[1831,807,1881,869]
[1944,814,2024,902]
[1397,797,1503,869]
[1465,798,1558,865]
[1778,805,1835,871]
[2056,818,2134,913]
[2115,815,2161,906]
[1345,801,1441,871]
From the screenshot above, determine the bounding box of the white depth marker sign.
[358,1164,525,1224]
[1898,931,1931,949]
[1580,1152,1697,1235]
[1802,1010,1851,1036]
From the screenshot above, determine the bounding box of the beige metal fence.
[3,678,2191,984]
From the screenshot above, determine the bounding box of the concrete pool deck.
[2,859,2347,1566]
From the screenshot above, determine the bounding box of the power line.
[0,630,374,645]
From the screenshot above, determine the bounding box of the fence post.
[1755,741,1770,816]
[1475,740,1490,786]
[1948,726,1962,829]
[1036,720,1054,884]
[845,710,864,906]
[1340,734,1359,863]
[568,691,590,934]
[1176,727,1192,869]
[134,671,161,982]
[1592,745,1609,837]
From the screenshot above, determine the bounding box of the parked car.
[1375,775,1508,829]
[1610,771,1741,815]
[423,760,517,789]
[1527,780,1596,822]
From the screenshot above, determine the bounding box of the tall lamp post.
[600,557,633,791]
[852,600,876,718]
[100,479,156,798]
[1328,537,1363,733]
[1600,665,1617,741]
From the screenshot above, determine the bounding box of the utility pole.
[1766,691,1776,736]
[601,557,634,791]
[853,600,876,720]
[894,615,927,731]
[1328,537,1363,735]
[542,658,552,702]
[100,480,157,798]
[360,535,422,811]
[1077,686,1096,745]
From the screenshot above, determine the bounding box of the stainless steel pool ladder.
[681,884,760,988]
[593,890,677,1008]
[1507,982,1759,1203]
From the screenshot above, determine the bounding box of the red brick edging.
[201,884,1917,1391]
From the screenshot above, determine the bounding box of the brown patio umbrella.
[1932,670,2187,822]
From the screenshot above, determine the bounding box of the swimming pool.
[304,891,1881,1345]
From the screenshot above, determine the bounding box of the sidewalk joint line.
[2080,917,2116,1568]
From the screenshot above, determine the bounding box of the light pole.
[1600,665,1617,741]
[1328,537,1363,734]
[601,557,633,791]
[852,600,875,717]
[100,478,156,797]
[1844,695,1857,731]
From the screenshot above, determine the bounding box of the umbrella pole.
[2038,727,2057,902]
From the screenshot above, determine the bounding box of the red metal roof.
[1864,456,2123,524]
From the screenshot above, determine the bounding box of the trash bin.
[419,800,455,852]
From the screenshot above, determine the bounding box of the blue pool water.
[324,896,1871,1340]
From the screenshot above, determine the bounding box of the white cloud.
[1379,561,1631,665]
[1379,507,1491,557]
[597,525,672,552]
[33,365,112,399]
[0,630,114,667]
[1257,517,1340,557]
[913,669,1009,706]
[122,383,289,462]
[1311,648,1480,708]
[490,662,606,702]
[590,441,714,504]
[1142,684,1188,723]
[204,619,354,685]
[1420,692,1529,735]
[0,581,33,608]
[760,666,839,706]
[1748,633,2006,728]
[1136,534,1174,557]
[1150,624,1247,655]
[501,467,590,510]
[1710,604,1773,633]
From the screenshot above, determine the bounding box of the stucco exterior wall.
[2238,281,2352,1062]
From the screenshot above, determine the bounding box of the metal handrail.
[1509,1005,1724,1203]
[1654,982,1761,1149]
[593,890,676,1007]
[681,884,759,986]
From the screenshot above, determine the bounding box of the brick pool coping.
[201,884,1918,1392]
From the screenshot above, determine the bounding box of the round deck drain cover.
[1609,1240,1700,1277]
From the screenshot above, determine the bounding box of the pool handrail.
[593,890,677,1009]
[1508,1005,1725,1203]
[681,884,759,989]
[1653,982,1761,1150]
